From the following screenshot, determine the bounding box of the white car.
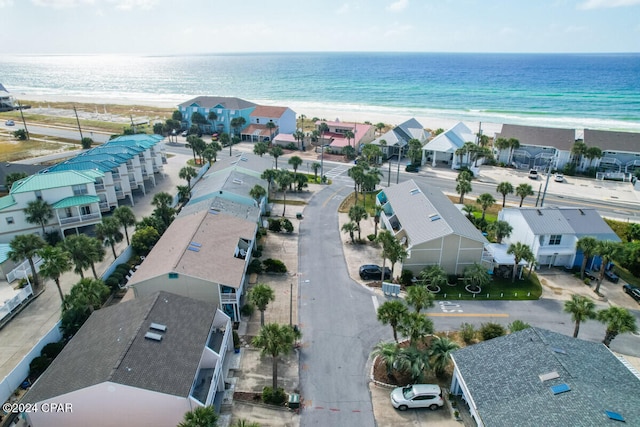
[5,120,15,126]
[390,384,444,411]
[554,173,564,182]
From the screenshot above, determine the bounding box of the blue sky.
[1,0,639,54]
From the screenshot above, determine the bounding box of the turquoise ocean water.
[1,52,639,131]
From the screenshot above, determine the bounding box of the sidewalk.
[0,150,188,381]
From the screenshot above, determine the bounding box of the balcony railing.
[99,201,109,211]
[220,293,237,304]
[59,213,101,225]
[95,183,105,191]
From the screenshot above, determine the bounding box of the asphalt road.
[298,184,390,427]
[2,122,112,143]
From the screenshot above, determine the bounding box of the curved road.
[298,184,390,427]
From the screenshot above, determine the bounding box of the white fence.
[6,256,43,284]
[0,321,62,405]
[0,284,33,325]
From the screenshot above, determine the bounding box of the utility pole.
[387,154,392,187]
[396,145,403,184]
[17,101,29,140]
[320,130,325,183]
[73,105,84,141]
[289,282,293,326]
[540,158,553,207]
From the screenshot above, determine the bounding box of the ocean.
[1,52,639,132]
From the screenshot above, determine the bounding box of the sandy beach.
[19,93,504,137]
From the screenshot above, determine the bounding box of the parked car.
[554,173,564,182]
[528,169,539,180]
[391,384,444,411]
[584,270,597,281]
[181,130,188,137]
[359,264,391,280]
[604,270,619,283]
[623,284,640,303]
[5,120,15,126]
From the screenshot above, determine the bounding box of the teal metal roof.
[0,243,11,264]
[11,171,96,194]
[52,195,100,209]
[0,195,17,210]
[47,161,113,173]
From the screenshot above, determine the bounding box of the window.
[6,217,14,225]
[72,184,88,196]
[34,190,42,200]
[549,235,562,245]
[80,205,91,216]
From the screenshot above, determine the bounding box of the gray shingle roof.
[24,292,216,403]
[381,179,487,246]
[516,207,575,235]
[584,129,640,154]
[178,96,256,110]
[497,124,576,151]
[557,207,621,240]
[452,327,640,427]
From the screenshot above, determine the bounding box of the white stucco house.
[498,207,620,269]
[421,122,477,170]
[376,179,489,276]
[23,291,233,427]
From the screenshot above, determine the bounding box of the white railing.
[95,183,105,190]
[59,212,101,225]
[6,256,43,284]
[220,293,237,304]
[0,284,33,323]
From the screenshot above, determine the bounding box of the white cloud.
[336,3,350,15]
[387,0,408,12]
[564,25,586,33]
[31,0,156,9]
[383,23,413,37]
[0,0,14,7]
[578,0,640,9]
[31,0,94,8]
[107,0,157,10]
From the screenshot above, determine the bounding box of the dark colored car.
[623,284,640,303]
[604,270,619,283]
[584,270,597,281]
[359,264,391,280]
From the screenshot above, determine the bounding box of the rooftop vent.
[410,188,421,195]
[429,213,441,221]
[144,332,163,342]
[578,209,585,215]
[550,383,570,395]
[539,371,560,382]
[150,323,167,332]
[232,178,243,184]
[537,209,543,216]
[209,208,219,215]
[551,347,567,355]
[188,241,201,252]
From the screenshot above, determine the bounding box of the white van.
[529,169,539,180]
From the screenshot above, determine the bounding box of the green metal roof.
[0,195,17,210]
[0,243,11,264]
[11,171,97,194]
[52,195,100,209]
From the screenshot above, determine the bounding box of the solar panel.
[189,242,202,247]
[187,246,200,252]
[604,410,625,422]
[550,384,570,395]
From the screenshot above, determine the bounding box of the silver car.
[390,384,444,411]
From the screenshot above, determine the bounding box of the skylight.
[150,323,167,332]
[604,410,625,422]
[144,332,163,342]
[550,384,570,395]
[539,371,560,382]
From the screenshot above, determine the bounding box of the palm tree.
[219,132,231,156]
[576,236,598,280]
[208,110,218,128]
[373,205,383,237]
[177,185,191,203]
[406,138,423,165]
[463,262,491,292]
[507,138,520,165]
[377,300,408,342]
[429,336,459,378]
[266,121,277,142]
[178,405,218,427]
[113,206,136,245]
[515,183,534,207]
[253,141,268,157]
[496,181,514,207]
[597,306,637,347]
[348,205,368,241]
[594,240,621,294]
[462,204,476,220]
[38,245,73,303]
[62,234,94,279]
[252,323,299,390]
[24,199,54,235]
[270,146,284,169]
[8,234,46,289]
[397,346,430,384]
[406,285,435,314]
[507,242,534,283]
[489,220,513,244]
[96,217,124,260]
[585,146,603,168]
[311,162,321,182]
[230,116,246,138]
[563,294,596,338]
[372,341,400,380]
[276,171,294,216]
[571,141,587,168]
[86,237,106,279]
[456,178,472,204]
[476,193,496,221]
[248,283,275,326]
[419,265,448,292]
[398,311,434,347]
[185,135,199,164]
[341,221,358,244]
[249,184,267,203]
[288,155,303,173]
[344,130,355,148]
[375,122,386,136]
[151,191,175,231]
[179,166,198,189]
[293,130,306,150]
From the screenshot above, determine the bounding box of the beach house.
[371,118,429,160]
[583,129,640,177]
[376,179,489,276]
[0,83,16,112]
[498,206,620,269]
[243,105,296,143]
[450,327,640,427]
[22,291,233,427]
[178,96,256,135]
[315,120,375,154]
[421,122,476,169]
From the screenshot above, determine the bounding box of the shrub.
[447,274,458,285]
[281,218,294,233]
[285,143,297,150]
[460,322,476,344]
[41,341,66,359]
[109,271,124,283]
[29,356,52,378]
[367,233,376,242]
[479,322,506,341]
[508,319,531,333]
[44,230,62,246]
[268,218,282,233]
[240,303,254,317]
[105,277,121,290]
[232,330,241,349]
[400,269,414,287]
[262,386,287,405]
[257,227,268,238]
[263,258,287,273]
[247,259,263,275]
[584,278,591,286]
[115,264,130,275]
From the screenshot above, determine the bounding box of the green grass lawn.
[432,273,542,301]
